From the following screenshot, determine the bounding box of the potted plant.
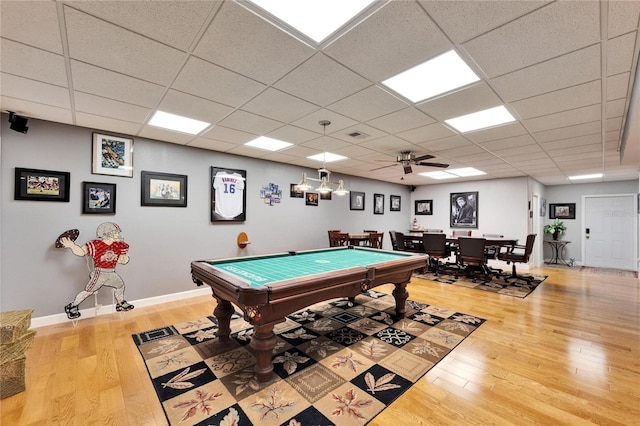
[544,218,566,240]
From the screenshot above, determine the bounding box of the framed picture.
[92,133,133,177]
[320,191,332,200]
[141,171,187,207]
[549,203,575,219]
[290,183,304,198]
[390,195,401,212]
[540,198,547,217]
[14,167,70,202]
[415,199,432,215]
[306,192,319,206]
[373,193,384,214]
[450,191,478,228]
[350,191,365,211]
[211,167,246,221]
[83,182,116,214]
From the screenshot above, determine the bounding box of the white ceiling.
[1,0,639,186]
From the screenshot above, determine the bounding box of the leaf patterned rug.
[132,291,484,425]
[412,268,547,298]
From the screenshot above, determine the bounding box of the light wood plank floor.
[1,266,639,425]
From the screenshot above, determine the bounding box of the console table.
[544,239,571,265]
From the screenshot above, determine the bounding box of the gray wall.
[1,118,412,317]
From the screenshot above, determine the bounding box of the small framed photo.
[540,198,547,217]
[549,203,575,219]
[390,195,401,212]
[350,191,365,211]
[141,171,187,207]
[92,133,133,177]
[83,182,116,214]
[415,199,432,215]
[306,192,319,206]
[14,167,70,202]
[320,191,332,200]
[373,193,384,214]
[211,167,246,221]
[290,183,304,198]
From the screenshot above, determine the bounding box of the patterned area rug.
[413,269,547,298]
[579,266,638,278]
[132,291,484,425]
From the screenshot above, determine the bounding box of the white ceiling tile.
[138,126,196,145]
[325,0,451,82]
[218,110,283,135]
[465,122,528,143]
[0,1,62,54]
[332,124,387,144]
[417,82,502,121]
[275,53,370,107]
[75,112,142,136]
[607,72,632,100]
[328,86,408,122]
[463,1,600,77]
[70,61,164,108]
[490,45,601,102]
[173,57,266,107]
[607,32,638,76]
[67,0,218,51]
[201,125,255,145]
[510,80,601,119]
[366,108,435,134]
[194,1,314,84]
[478,134,536,151]
[397,123,455,144]
[524,104,601,133]
[358,135,418,154]
[540,134,601,150]
[606,98,626,118]
[0,97,72,124]
[158,90,234,125]
[291,110,358,134]
[266,125,318,144]
[64,6,185,85]
[74,92,150,123]
[533,121,601,143]
[242,88,319,123]
[608,1,640,38]
[1,74,70,108]
[1,40,67,86]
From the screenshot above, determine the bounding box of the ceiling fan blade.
[416,161,449,168]
[413,153,435,162]
[403,164,413,174]
[371,163,399,171]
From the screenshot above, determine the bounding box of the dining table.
[404,232,519,252]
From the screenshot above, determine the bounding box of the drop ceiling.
[1,0,639,186]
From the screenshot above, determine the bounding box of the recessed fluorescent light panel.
[419,171,459,180]
[447,167,486,177]
[445,106,516,133]
[307,152,347,162]
[569,173,603,180]
[248,0,375,43]
[382,50,480,103]
[148,111,210,135]
[245,136,293,151]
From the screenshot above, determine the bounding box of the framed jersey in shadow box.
[211,167,246,222]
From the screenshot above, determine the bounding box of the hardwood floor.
[1,266,638,425]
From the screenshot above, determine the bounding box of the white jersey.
[213,172,245,219]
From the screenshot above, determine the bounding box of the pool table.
[191,246,426,382]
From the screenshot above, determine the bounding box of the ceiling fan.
[373,151,449,174]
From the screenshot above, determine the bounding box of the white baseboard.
[31,286,211,329]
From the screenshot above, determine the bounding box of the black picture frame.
[14,167,70,202]
[549,203,575,219]
[141,171,187,207]
[390,195,401,212]
[415,199,432,215]
[83,181,116,214]
[211,167,246,221]
[373,193,384,214]
[306,192,319,206]
[320,191,332,200]
[290,183,304,198]
[350,191,365,211]
[450,191,478,228]
[92,132,133,177]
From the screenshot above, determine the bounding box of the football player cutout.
[59,222,134,319]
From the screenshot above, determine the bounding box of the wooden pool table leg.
[392,282,409,318]
[213,299,234,343]
[251,323,278,383]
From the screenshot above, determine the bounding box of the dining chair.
[363,229,377,233]
[388,231,399,250]
[368,232,384,249]
[499,234,537,285]
[456,237,493,283]
[482,233,504,274]
[328,231,349,247]
[393,231,419,252]
[422,233,448,275]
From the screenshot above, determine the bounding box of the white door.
[583,194,637,270]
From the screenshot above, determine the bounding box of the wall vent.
[347,131,369,140]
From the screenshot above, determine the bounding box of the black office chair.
[483,233,504,276]
[456,237,492,283]
[422,233,448,276]
[500,234,537,285]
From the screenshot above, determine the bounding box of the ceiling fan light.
[295,173,313,191]
[333,180,349,195]
[316,177,332,193]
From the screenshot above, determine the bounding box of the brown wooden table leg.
[251,323,278,382]
[392,282,408,319]
[213,299,234,343]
